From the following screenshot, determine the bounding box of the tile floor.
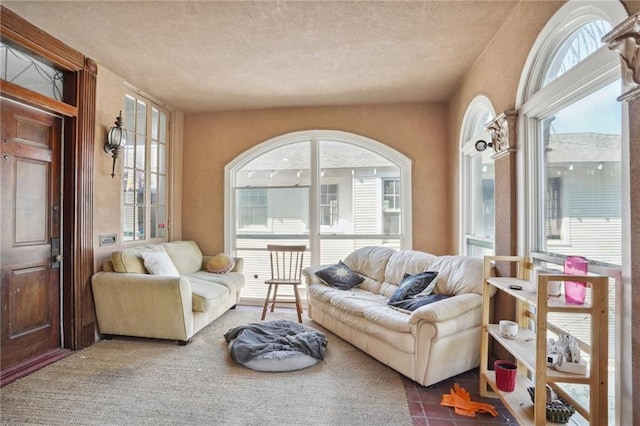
[402,368,517,426]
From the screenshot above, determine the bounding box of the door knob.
[55,255,63,262]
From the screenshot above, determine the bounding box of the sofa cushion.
[343,246,395,282]
[163,241,203,275]
[140,247,180,277]
[384,250,437,285]
[362,305,412,333]
[315,261,364,290]
[187,271,245,293]
[329,289,387,317]
[429,256,484,296]
[388,271,438,303]
[188,278,230,312]
[206,253,235,274]
[111,244,163,274]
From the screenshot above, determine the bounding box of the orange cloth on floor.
[440,383,498,418]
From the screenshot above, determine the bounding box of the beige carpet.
[1,311,412,425]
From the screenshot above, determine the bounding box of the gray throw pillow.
[388,271,438,303]
[315,261,364,290]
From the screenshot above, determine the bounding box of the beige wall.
[182,103,449,256]
[93,66,127,270]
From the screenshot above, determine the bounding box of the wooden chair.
[261,244,306,323]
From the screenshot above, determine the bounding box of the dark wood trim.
[0,349,71,387]
[76,58,97,348]
[1,4,96,372]
[0,79,78,117]
[0,6,83,72]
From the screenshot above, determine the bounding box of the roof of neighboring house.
[547,133,620,163]
[242,142,396,171]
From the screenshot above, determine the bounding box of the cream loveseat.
[303,246,492,387]
[92,241,244,345]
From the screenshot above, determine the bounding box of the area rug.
[1,311,412,425]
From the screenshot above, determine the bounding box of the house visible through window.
[320,184,338,227]
[122,92,170,242]
[238,188,268,228]
[545,176,562,240]
[383,179,400,234]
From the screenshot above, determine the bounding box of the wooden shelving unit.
[479,256,608,425]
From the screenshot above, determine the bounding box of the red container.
[564,256,588,304]
[494,360,517,392]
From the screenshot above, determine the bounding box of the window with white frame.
[517,2,628,423]
[459,95,495,257]
[226,130,412,303]
[122,92,170,242]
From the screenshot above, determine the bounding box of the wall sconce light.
[104,111,127,178]
[597,162,603,170]
[475,140,493,152]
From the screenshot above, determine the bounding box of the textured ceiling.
[3,1,519,113]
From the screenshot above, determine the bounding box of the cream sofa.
[92,240,244,345]
[303,246,493,387]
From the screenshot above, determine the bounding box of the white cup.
[499,320,519,339]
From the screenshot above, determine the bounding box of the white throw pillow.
[141,249,180,277]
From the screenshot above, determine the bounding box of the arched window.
[459,95,496,256]
[225,130,412,302]
[517,1,628,423]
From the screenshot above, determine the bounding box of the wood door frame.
[1,6,96,356]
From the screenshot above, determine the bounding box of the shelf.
[486,324,592,385]
[482,370,565,426]
[487,277,593,312]
[481,256,608,425]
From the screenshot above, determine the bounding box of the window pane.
[125,96,136,131]
[135,171,145,204]
[159,112,167,143]
[319,140,399,235]
[237,141,310,187]
[159,143,166,175]
[236,187,309,233]
[541,80,621,265]
[136,206,145,240]
[123,205,135,242]
[469,150,495,239]
[0,41,64,101]
[136,135,146,170]
[136,101,147,136]
[151,107,159,141]
[157,174,166,205]
[543,20,612,87]
[150,140,159,173]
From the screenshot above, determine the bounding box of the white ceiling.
[3,1,520,113]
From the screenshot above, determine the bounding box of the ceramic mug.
[499,320,518,339]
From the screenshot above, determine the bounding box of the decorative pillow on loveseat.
[388,293,449,312]
[315,261,364,290]
[388,271,438,303]
[140,247,181,277]
[206,253,236,274]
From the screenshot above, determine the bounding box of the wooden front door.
[1,100,62,372]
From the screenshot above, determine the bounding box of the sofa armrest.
[409,293,483,325]
[91,271,194,341]
[303,265,331,286]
